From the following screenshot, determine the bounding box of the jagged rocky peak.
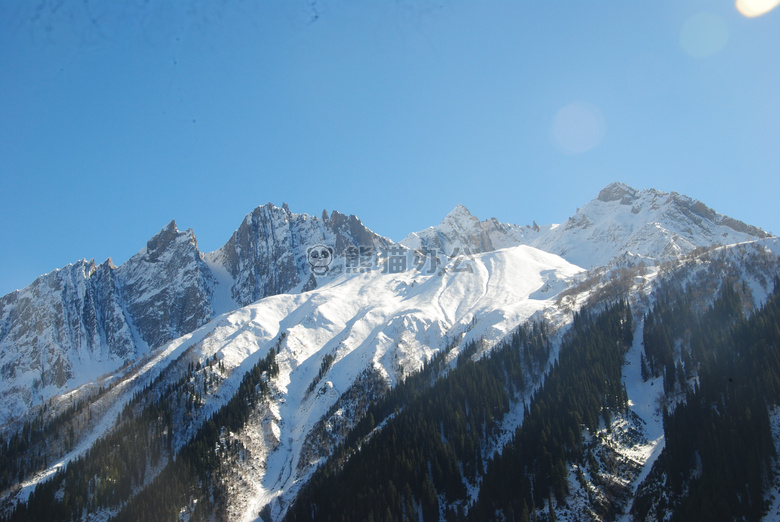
[327,210,387,252]
[443,203,480,225]
[596,183,770,239]
[0,218,219,425]
[401,204,531,256]
[116,220,213,350]
[529,182,772,269]
[209,202,393,306]
[596,182,767,236]
[437,204,497,252]
[0,255,137,422]
[597,181,639,203]
[146,219,178,250]
[144,220,199,261]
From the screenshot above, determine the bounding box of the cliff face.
[206,203,395,307]
[0,221,214,422]
[116,220,214,350]
[0,258,133,421]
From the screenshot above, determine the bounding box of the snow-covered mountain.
[0,221,214,424]
[402,182,769,269]
[0,259,135,423]
[0,182,770,426]
[0,205,394,426]
[116,220,215,349]
[400,203,540,256]
[159,244,582,520]
[0,182,778,522]
[529,182,770,268]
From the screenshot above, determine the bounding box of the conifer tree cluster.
[0,383,114,494]
[634,278,780,521]
[1,344,280,522]
[472,301,632,520]
[285,303,633,521]
[285,322,552,522]
[2,386,175,521]
[112,347,280,522]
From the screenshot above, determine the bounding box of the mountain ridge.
[0,204,394,425]
[0,182,778,522]
[402,181,770,269]
[0,184,772,427]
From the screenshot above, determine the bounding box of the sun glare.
[736,0,780,17]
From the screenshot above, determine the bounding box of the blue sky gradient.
[1,1,778,296]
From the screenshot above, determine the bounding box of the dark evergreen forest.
[3,273,780,522]
[286,278,780,521]
[633,278,780,521]
[285,302,633,521]
[1,345,280,522]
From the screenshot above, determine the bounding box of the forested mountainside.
[283,270,780,522]
[1,183,779,521]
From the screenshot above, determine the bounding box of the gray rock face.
[0,258,135,421]
[207,204,395,307]
[116,220,214,349]
[0,221,215,422]
[596,182,637,203]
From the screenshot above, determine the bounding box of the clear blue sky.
[1,1,778,296]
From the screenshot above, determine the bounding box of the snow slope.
[180,244,583,520]
[1,241,584,519]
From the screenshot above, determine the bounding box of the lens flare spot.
[736,0,780,17]
[551,102,606,155]
[679,12,729,58]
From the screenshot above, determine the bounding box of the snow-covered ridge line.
[2,240,586,517]
[0,204,392,428]
[0,182,771,431]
